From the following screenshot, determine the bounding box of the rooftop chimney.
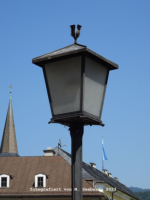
[103,169,108,175]
[108,173,112,177]
[43,147,55,156]
[89,162,96,168]
[114,177,118,181]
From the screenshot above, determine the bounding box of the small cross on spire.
[10,85,12,99]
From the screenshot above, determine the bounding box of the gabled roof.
[53,147,140,200]
[32,43,118,70]
[0,99,19,156]
[0,156,107,199]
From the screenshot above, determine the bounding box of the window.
[1,178,7,187]
[0,174,10,188]
[38,177,43,187]
[35,174,46,187]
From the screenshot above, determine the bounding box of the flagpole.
[102,136,104,171]
[102,136,108,171]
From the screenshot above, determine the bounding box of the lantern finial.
[70,24,82,44]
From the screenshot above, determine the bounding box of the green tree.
[136,191,150,200]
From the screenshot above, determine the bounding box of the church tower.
[0,88,19,157]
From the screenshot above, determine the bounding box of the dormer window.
[38,177,43,187]
[35,174,46,187]
[0,174,10,188]
[2,178,7,187]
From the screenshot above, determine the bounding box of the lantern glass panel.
[45,56,82,115]
[83,57,108,118]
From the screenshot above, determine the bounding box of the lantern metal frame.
[32,43,118,127]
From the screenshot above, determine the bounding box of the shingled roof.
[53,147,140,200]
[0,99,19,156]
[0,156,107,199]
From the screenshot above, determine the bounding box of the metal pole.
[102,159,104,171]
[58,144,59,156]
[102,136,104,171]
[112,190,117,200]
[70,122,84,200]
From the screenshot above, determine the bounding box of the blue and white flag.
[102,137,108,160]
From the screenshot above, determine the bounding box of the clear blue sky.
[0,0,150,189]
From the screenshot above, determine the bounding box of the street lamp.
[32,25,118,200]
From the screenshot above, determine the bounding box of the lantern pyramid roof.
[32,43,118,70]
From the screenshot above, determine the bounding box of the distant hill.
[129,187,150,193]
[129,187,150,200]
[135,191,150,200]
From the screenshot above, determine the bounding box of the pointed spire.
[0,89,19,155]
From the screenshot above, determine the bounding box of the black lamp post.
[32,25,118,200]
